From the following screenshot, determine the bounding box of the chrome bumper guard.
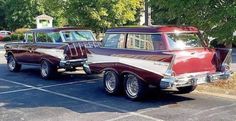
[59,58,87,68]
[160,71,232,89]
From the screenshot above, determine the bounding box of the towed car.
[87,26,232,100]
[4,27,101,79]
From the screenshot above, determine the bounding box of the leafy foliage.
[0,0,6,29]
[150,0,236,46]
[65,0,143,33]
[4,0,66,30]
[2,0,142,35]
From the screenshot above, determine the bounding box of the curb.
[194,90,236,100]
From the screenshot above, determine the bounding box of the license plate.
[197,76,207,84]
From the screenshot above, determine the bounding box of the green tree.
[4,0,66,30]
[33,0,67,27]
[65,0,143,34]
[0,0,6,29]
[5,0,37,30]
[150,0,236,47]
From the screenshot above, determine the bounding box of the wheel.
[7,54,21,72]
[124,74,148,100]
[40,60,56,79]
[177,85,197,94]
[103,71,122,95]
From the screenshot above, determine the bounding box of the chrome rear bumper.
[160,71,232,89]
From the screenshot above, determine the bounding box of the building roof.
[106,25,199,33]
[36,14,53,20]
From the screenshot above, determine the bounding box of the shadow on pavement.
[0,63,194,115]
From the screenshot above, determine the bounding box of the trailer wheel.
[177,85,197,94]
[7,54,21,72]
[103,71,122,95]
[124,74,148,100]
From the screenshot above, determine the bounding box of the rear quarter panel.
[87,48,174,85]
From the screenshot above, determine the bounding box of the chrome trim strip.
[60,58,87,63]
[72,43,78,56]
[167,54,175,71]
[105,31,197,34]
[222,49,232,65]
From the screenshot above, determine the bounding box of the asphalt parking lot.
[0,44,236,121]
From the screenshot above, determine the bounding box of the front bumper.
[59,58,87,68]
[160,71,232,89]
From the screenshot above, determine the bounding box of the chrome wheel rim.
[8,56,16,71]
[126,75,139,97]
[105,72,116,91]
[41,61,49,77]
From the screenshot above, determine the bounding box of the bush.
[10,33,24,41]
[15,28,29,34]
[2,37,12,42]
[19,34,24,40]
[11,34,19,40]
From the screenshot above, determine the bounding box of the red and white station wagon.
[87,25,232,100]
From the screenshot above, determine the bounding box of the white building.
[36,14,53,28]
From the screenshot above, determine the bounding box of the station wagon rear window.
[127,34,165,51]
[167,33,202,49]
[103,34,125,48]
[61,31,95,42]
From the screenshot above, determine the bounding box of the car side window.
[103,33,125,48]
[25,33,34,43]
[48,32,62,43]
[127,34,165,51]
[36,32,54,43]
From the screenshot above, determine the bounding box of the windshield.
[167,33,202,49]
[61,31,95,42]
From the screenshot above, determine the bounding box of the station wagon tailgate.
[169,48,232,76]
[64,41,101,60]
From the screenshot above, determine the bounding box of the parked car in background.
[87,25,232,100]
[4,28,101,79]
[0,30,12,40]
[0,34,4,40]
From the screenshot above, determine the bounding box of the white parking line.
[194,91,236,100]
[0,78,100,95]
[40,78,101,88]
[191,103,236,116]
[105,114,132,121]
[105,109,161,121]
[0,78,163,121]
[0,88,34,95]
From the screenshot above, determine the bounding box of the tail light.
[221,64,230,72]
[164,70,176,77]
